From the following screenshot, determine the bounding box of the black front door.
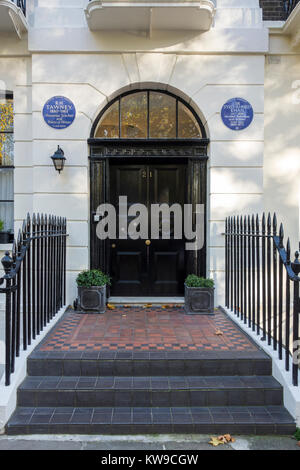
[109,161,187,296]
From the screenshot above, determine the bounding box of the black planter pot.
[0,232,10,244]
[75,285,107,314]
[184,283,215,315]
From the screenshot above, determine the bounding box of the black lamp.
[51,146,66,174]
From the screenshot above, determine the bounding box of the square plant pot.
[76,285,107,314]
[184,284,214,315]
[0,232,10,244]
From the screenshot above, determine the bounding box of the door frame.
[89,139,209,290]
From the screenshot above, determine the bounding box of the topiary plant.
[0,219,4,231]
[76,269,111,288]
[185,274,214,289]
[294,428,300,441]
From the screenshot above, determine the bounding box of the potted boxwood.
[74,269,111,314]
[184,274,215,315]
[0,219,10,244]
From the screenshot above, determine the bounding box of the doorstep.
[33,305,260,354]
[108,297,185,305]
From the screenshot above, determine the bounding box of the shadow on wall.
[264,56,300,250]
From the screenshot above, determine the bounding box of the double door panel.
[109,162,186,296]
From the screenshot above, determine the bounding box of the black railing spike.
[279,223,284,247]
[273,213,277,234]
[17,229,21,245]
[256,213,259,229]
[287,238,291,264]
[267,213,271,231]
[12,239,17,257]
[262,212,266,231]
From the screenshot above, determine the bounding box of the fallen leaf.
[107,303,116,310]
[209,436,225,447]
[215,330,223,336]
[123,305,131,308]
[143,304,153,308]
[210,434,235,446]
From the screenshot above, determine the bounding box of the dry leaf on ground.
[209,435,235,446]
[209,437,224,447]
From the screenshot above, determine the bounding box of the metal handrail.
[9,0,26,16]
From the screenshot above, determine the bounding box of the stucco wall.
[264,38,300,253]
[0,0,268,307]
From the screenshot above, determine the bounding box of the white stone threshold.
[108,297,184,305]
[0,305,68,433]
[222,306,300,426]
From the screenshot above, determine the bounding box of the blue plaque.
[221,98,253,131]
[43,96,76,129]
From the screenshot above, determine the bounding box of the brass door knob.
[145,239,151,246]
[111,243,116,248]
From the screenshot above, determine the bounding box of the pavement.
[0,434,299,450]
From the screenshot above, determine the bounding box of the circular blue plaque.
[43,96,76,129]
[221,98,253,131]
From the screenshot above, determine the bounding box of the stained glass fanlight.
[94,91,202,139]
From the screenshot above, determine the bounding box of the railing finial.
[1,251,13,275]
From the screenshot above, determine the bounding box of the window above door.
[93,90,205,140]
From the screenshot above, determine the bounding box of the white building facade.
[0,0,299,308]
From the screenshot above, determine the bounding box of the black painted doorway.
[109,161,187,296]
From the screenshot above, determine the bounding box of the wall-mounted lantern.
[51,146,66,174]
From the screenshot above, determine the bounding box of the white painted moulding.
[268,2,300,48]
[0,305,68,432]
[85,0,215,34]
[223,306,300,426]
[0,0,28,39]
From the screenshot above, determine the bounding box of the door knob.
[111,243,116,248]
[145,240,151,246]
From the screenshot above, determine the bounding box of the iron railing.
[225,213,300,386]
[284,0,300,17]
[11,0,26,16]
[0,214,67,386]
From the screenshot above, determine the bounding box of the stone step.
[27,350,272,377]
[17,375,283,408]
[6,406,296,436]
